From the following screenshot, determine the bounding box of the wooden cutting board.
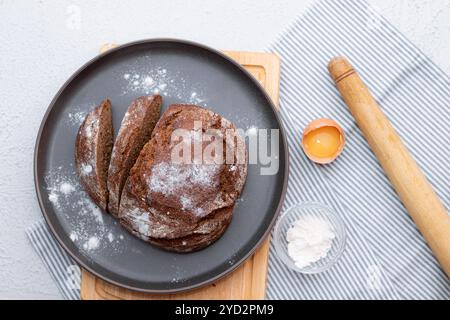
[80,46,281,300]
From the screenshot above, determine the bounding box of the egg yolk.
[303,126,342,159]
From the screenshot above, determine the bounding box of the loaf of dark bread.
[119,104,247,252]
[107,95,162,217]
[75,99,114,211]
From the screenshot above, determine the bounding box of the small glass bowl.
[273,202,347,274]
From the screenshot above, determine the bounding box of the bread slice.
[75,99,114,211]
[107,95,162,217]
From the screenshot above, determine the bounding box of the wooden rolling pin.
[328,57,450,277]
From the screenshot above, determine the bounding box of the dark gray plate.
[34,39,288,293]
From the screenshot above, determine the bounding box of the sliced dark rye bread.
[75,99,114,211]
[107,95,162,217]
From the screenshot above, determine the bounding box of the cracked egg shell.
[301,118,345,164]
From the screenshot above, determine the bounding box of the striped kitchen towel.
[266,0,449,299]
[27,221,80,300]
[27,0,449,300]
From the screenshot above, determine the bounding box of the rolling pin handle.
[328,57,356,84]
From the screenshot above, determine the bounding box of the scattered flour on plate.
[169,265,188,284]
[68,111,86,125]
[66,102,96,126]
[47,175,76,208]
[69,232,78,242]
[48,191,59,207]
[122,67,168,95]
[107,232,115,243]
[60,182,75,195]
[189,91,205,104]
[45,166,125,253]
[79,200,104,225]
[83,236,100,251]
[121,61,207,105]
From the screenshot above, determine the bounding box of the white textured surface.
[0,0,449,299]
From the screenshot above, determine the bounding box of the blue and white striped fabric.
[266,0,449,300]
[27,0,449,300]
[27,221,79,300]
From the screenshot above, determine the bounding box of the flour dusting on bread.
[149,162,219,196]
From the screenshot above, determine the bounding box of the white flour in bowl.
[286,216,336,269]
